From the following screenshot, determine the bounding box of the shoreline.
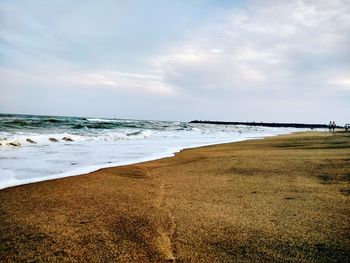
[1,131,349,262]
[190,120,336,129]
[0,130,296,191]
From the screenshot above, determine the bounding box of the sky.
[0,0,349,124]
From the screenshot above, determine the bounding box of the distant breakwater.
[189,120,336,129]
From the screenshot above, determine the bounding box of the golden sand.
[1,132,349,262]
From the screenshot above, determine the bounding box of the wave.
[0,116,82,130]
[71,123,118,129]
[0,114,203,134]
[0,128,299,190]
[0,115,162,131]
[0,130,154,148]
[86,118,119,123]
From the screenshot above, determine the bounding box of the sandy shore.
[1,132,349,262]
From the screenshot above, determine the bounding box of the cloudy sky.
[1,0,349,124]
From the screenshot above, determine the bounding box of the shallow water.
[0,114,302,189]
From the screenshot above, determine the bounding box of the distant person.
[329,121,332,132]
[332,121,336,132]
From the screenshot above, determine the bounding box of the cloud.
[329,75,350,90]
[59,70,175,95]
[152,0,350,98]
[1,0,349,122]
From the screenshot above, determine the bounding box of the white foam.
[86,118,118,122]
[0,130,154,148]
[0,125,304,190]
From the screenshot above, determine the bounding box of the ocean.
[0,114,300,190]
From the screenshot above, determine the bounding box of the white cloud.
[329,76,350,90]
[59,70,175,95]
[152,0,350,96]
[1,0,349,122]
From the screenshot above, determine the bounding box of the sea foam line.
[0,131,290,191]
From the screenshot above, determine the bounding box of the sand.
[1,131,349,262]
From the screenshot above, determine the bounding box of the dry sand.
[1,131,349,262]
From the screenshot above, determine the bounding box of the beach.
[1,131,349,262]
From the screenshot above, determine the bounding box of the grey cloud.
[1,0,349,123]
[157,0,350,96]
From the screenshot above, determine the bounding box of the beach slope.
[1,132,349,262]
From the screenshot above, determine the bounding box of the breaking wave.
[0,130,154,148]
[0,113,300,190]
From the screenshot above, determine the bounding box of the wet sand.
[1,132,349,262]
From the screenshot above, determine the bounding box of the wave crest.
[0,130,153,148]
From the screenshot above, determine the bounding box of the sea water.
[0,114,301,190]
